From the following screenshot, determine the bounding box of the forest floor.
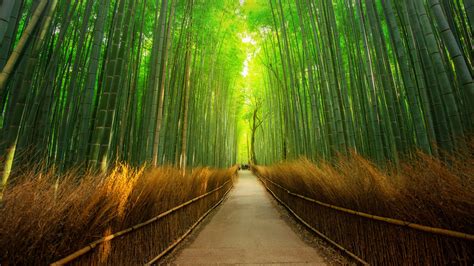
[164,170,351,265]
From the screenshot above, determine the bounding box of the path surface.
[173,170,327,265]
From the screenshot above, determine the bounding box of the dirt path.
[172,170,327,265]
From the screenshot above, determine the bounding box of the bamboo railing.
[256,173,474,265]
[259,176,474,241]
[51,179,233,265]
[258,176,369,265]
[145,186,231,265]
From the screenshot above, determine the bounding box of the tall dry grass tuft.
[0,164,237,265]
[253,147,474,264]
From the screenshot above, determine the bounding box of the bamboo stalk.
[50,179,233,266]
[0,0,49,92]
[258,175,474,241]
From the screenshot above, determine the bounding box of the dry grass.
[0,164,237,265]
[253,147,474,265]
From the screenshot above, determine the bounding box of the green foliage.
[0,0,248,177]
[0,0,472,177]
[242,0,473,165]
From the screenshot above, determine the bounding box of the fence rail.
[145,185,232,265]
[257,175,368,265]
[256,174,473,265]
[51,179,233,265]
[259,176,474,241]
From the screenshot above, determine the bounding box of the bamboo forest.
[0,0,473,265]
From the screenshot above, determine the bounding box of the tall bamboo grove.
[248,0,473,165]
[0,0,244,189]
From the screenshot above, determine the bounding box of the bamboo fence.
[51,179,233,265]
[257,174,474,265]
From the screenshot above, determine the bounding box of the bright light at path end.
[241,54,251,77]
[241,34,256,77]
[242,35,256,45]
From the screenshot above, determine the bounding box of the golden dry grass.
[253,146,474,264]
[0,164,237,265]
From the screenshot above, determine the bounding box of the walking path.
[173,170,326,265]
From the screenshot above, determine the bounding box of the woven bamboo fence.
[50,179,233,265]
[256,174,473,265]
